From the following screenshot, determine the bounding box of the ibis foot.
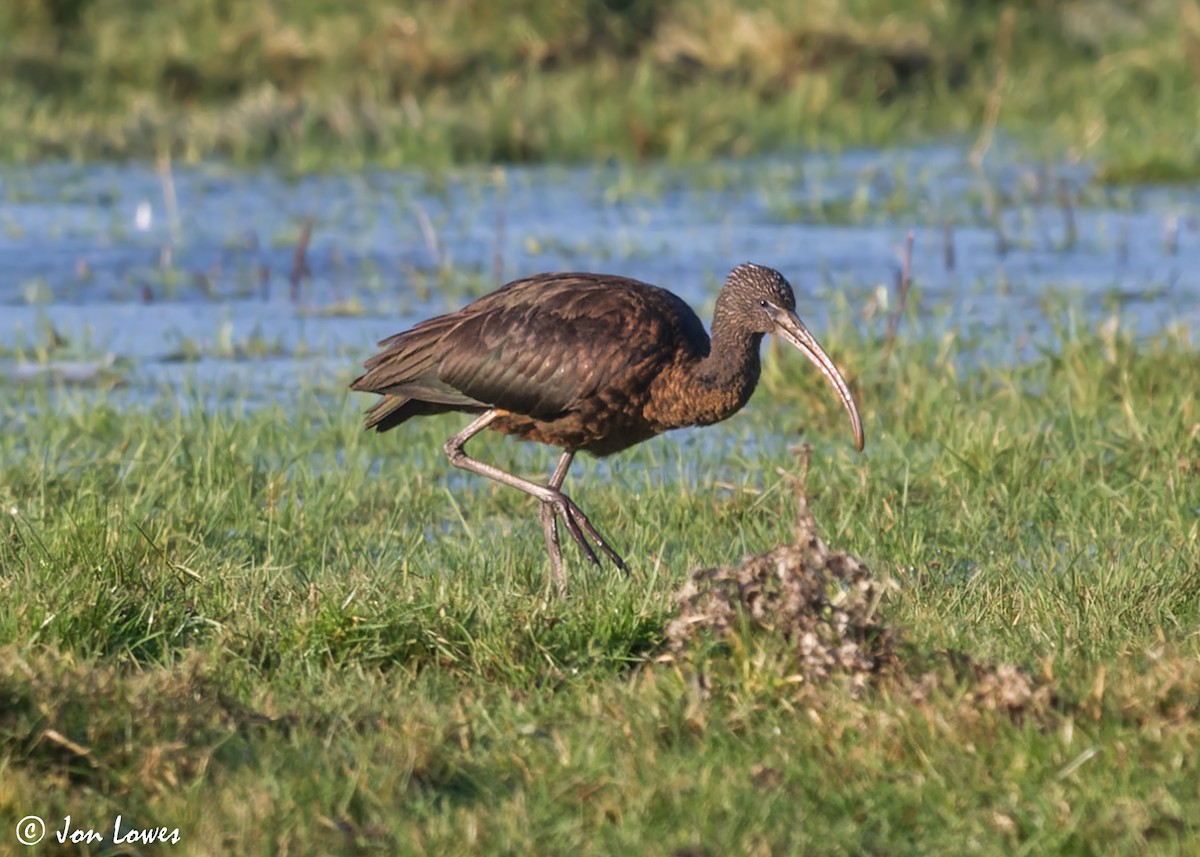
[445,411,627,593]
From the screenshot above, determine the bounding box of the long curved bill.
[768,306,865,451]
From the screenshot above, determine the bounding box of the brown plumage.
[351,263,864,592]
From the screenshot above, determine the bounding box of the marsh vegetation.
[2,0,1198,178]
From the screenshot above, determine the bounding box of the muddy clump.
[909,652,1056,724]
[664,483,900,692]
[660,453,1054,722]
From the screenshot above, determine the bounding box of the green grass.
[1,312,1198,854]
[2,0,1199,179]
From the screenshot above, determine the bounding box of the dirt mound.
[664,490,899,691]
[909,652,1055,724]
[660,450,1054,721]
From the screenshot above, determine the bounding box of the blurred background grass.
[2,0,1197,176]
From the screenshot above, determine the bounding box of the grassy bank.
[2,0,1198,178]
[1,313,1198,854]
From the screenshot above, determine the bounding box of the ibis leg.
[443,411,628,582]
[540,450,575,592]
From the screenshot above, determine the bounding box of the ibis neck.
[689,322,764,422]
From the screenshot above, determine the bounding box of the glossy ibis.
[351,263,864,591]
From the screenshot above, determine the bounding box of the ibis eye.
[758,299,769,308]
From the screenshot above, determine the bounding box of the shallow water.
[2,144,1198,403]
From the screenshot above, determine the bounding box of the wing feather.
[435,275,686,418]
[352,273,708,426]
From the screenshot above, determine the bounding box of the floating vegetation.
[295,297,366,318]
[161,322,287,362]
[0,354,125,388]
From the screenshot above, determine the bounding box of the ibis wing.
[350,312,482,406]
[437,307,634,417]
[435,279,680,418]
[352,272,705,420]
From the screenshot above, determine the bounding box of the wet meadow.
[2,145,1198,855]
[3,1,1200,854]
